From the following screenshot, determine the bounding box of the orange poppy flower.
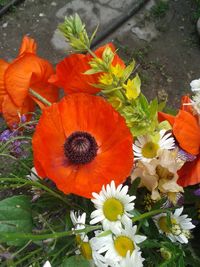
[158,96,200,186]
[0,36,58,128]
[49,43,125,94]
[32,93,133,198]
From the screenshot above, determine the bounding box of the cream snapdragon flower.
[154,207,195,244]
[133,130,175,162]
[93,224,146,267]
[131,149,184,203]
[90,181,135,234]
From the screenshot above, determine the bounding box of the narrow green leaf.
[122,60,136,82]
[90,24,99,44]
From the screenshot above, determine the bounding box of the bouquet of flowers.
[0,14,200,267]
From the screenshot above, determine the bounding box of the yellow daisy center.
[103,198,124,221]
[142,141,159,158]
[158,216,177,233]
[80,241,93,260]
[114,236,135,257]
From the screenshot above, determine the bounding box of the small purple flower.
[0,128,28,158]
[20,114,27,123]
[194,188,200,197]
[0,129,12,142]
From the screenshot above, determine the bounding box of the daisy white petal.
[43,261,51,267]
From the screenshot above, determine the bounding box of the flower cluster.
[0,13,199,267]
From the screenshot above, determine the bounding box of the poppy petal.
[0,59,9,112]
[49,54,100,94]
[180,95,193,113]
[5,54,56,107]
[158,111,175,126]
[2,95,35,128]
[178,156,200,187]
[173,110,200,155]
[18,36,37,56]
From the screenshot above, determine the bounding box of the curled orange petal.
[158,111,175,126]
[18,36,37,56]
[178,156,200,187]
[0,59,9,112]
[2,95,35,128]
[173,110,200,155]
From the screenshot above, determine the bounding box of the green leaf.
[158,101,166,112]
[149,98,158,118]
[0,195,33,246]
[62,255,90,267]
[84,69,102,75]
[129,177,141,196]
[139,93,149,113]
[122,60,136,82]
[90,24,99,44]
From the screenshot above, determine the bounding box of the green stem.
[14,120,38,132]
[0,177,72,207]
[0,225,101,242]
[13,248,43,266]
[86,47,97,58]
[29,89,51,107]
[132,208,175,222]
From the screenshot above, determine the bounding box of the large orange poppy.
[32,93,133,198]
[158,96,200,186]
[0,36,58,128]
[49,43,125,94]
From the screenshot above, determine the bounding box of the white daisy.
[190,78,200,92]
[90,181,136,234]
[93,224,146,267]
[43,261,51,267]
[70,211,88,241]
[70,211,106,266]
[154,207,195,244]
[133,130,175,162]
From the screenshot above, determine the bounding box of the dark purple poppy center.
[64,131,98,164]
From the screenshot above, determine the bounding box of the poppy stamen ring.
[64,131,98,164]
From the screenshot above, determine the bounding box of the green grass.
[0,0,10,6]
[151,0,169,18]
[192,0,200,21]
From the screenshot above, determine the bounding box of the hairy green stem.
[0,225,101,242]
[132,208,175,222]
[13,248,43,266]
[29,89,51,107]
